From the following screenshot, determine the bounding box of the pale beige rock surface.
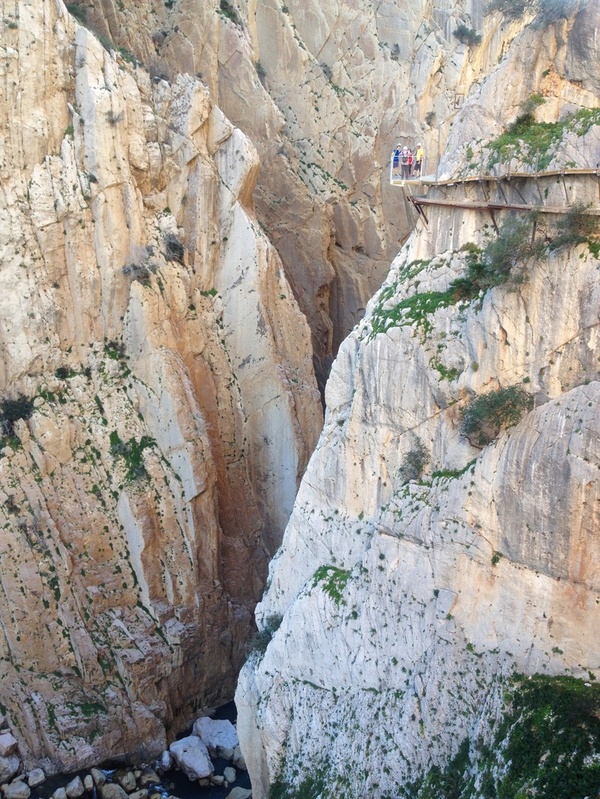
[64,0,518,385]
[236,4,600,797]
[0,0,320,773]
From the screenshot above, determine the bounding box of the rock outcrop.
[0,0,320,773]
[64,0,516,386]
[237,4,600,797]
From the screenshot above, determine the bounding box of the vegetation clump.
[248,614,283,655]
[164,232,185,264]
[402,674,600,799]
[312,565,351,606]
[453,24,482,45]
[109,431,155,481]
[1,395,34,437]
[487,0,577,23]
[218,0,242,25]
[487,104,600,170]
[549,201,600,254]
[460,385,533,446]
[398,439,429,483]
[450,216,543,298]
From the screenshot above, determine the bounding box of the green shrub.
[460,385,533,446]
[218,0,242,25]
[164,232,185,264]
[537,0,577,23]
[312,566,351,606]
[1,395,34,437]
[110,431,155,481]
[550,202,600,251]
[451,216,543,298]
[486,0,532,17]
[248,614,283,655]
[65,2,87,24]
[399,438,429,483]
[453,24,482,45]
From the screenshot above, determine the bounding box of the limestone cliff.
[0,0,321,773]
[237,4,600,797]
[64,0,512,386]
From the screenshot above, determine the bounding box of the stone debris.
[158,752,172,773]
[65,777,85,798]
[115,771,136,793]
[0,759,20,785]
[0,737,17,759]
[223,767,236,784]
[225,789,252,799]
[232,747,247,771]
[26,770,45,789]
[83,776,94,793]
[90,770,106,788]
[99,785,128,799]
[137,768,159,788]
[192,718,239,757]
[3,782,30,799]
[169,736,214,781]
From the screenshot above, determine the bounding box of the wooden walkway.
[390,166,600,188]
[390,167,600,226]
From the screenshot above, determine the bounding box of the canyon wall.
[65,0,507,386]
[237,3,600,797]
[0,0,321,773]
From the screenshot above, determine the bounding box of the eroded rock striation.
[64,0,515,386]
[0,0,321,773]
[237,4,600,797]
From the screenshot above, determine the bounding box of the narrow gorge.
[0,1,599,798]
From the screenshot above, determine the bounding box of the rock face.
[0,0,320,773]
[236,5,600,798]
[64,0,514,386]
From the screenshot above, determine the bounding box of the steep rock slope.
[0,0,320,773]
[236,5,600,798]
[65,0,515,385]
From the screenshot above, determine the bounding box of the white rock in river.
[51,789,67,799]
[192,718,238,757]
[232,747,246,771]
[169,736,214,780]
[0,734,18,758]
[65,777,85,799]
[27,770,45,789]
[83,777,93,793]
[0,760,20,787]
[159,751,172,772]
[4,782,30,799]
[115,772,136,793]
[90,771,106,788]
[99,785,128,799]
[223,767,236,784]
[225,789,252,799]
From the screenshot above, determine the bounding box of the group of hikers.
[393,143,425,179]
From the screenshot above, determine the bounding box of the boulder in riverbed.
[192,719,238,758]
[99,784,128,799]
[0,735,18,758]
[224,789,251,799]
[90,770,106,788]
[65,777,85,798]
[169,737,213,780]
[26,770,45,789]
[4,782,30,799]
[0,758,20,785]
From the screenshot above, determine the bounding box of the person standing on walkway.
[400,146,410,179]
[392,143,401,177]
[414,143,424,177]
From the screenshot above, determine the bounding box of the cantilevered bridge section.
[389,163,600,229]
